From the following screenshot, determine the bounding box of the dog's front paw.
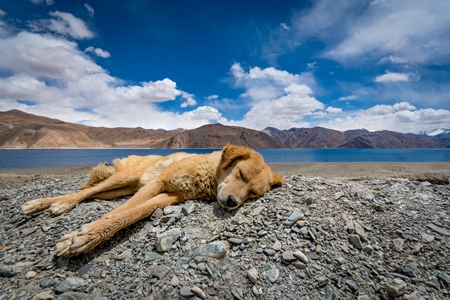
[50,202,76,216]
[20,199,51,215]
[55,224,105,257]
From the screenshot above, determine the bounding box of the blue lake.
[0,148,449,169]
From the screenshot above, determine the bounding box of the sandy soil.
[1,162,449,189]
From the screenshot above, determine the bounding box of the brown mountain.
[266,127,450,148]
[0,110,285,149]
[151,123,288,148]
[0,110,176,148]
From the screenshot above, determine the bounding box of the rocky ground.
[0,172,449,300]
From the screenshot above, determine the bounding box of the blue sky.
[0,0,450,133]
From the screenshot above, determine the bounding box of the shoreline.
[1,162,449,189]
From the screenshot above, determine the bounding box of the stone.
[250,206,265,216]
[40,278,56,288]
[55,276,88,293]
[144,251,162,261]
[32,291,54,300]
[346,220,355,234]
[426,223,450,236]
[411,243,423,255]
[437,272,450,285]
[25,271,37,279]
[21,226,38,237]
[117,249,133,260]
[317,276,329,287]
[191,241,228,259]
[231,287,245,299]
[354,220,368,242]
[282,250,296,262]
[156,228,181,252]
[393,238,405,252]
[58,292,108,300]
[383,278,407,297]
[263,249,276,256]
[191,286,206,299]
[362,245,373,255]
[421,233,435,243]
[163,205,182,215]
[272,240,282,251]
[0,267,17,278]
[171,276,179,287]
[228,237,243,244]
[151,265,170,279]
[401,263,417,277]
[284,211,303,226]
[333,192,345,200]
[182,202,195,215]
[323,285,339,300]
[263,268,280,283]
[180,286,194,297]
[293,250,308,264]
[345,280,359,292]
[247,267,258,284]
[348,234,363,250]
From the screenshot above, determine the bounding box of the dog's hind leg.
[55,193,182,257]
[20,172,139,216]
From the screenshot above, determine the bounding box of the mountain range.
[0,109,449,149]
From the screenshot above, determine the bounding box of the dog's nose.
[226,195,238,208]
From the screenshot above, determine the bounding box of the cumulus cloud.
[85,46,110,58]
[338,95,357,101]
[225,63,325,129]
[322,1,450,65]
[325,106,342,114]
[0,20,223,129]
[374,72,411,83]
[180,91,197,108]
[28,11,94,39]
[84,4,95,17]
[318,102,450,133]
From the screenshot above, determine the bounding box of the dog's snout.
[226,195,238,208]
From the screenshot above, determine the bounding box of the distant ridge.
[264,126,450,149]
[0,109,449,149]
[0,110,284,149]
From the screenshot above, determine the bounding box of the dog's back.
[81,155,163,189]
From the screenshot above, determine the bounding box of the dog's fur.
[20,144,285,257]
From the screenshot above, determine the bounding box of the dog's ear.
[271,171,285,187]
[221,144,250,169]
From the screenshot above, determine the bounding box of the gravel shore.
[0,163,449,299]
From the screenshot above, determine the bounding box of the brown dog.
[20,144,285,257]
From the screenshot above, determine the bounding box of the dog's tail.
[80,159,122,189]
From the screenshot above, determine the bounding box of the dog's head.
[217,144,285,210]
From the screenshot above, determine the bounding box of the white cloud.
[280,23,290,30]
[338,95,357,101]
[318,102,450,133]
[180,91,197,108]
[374,72,410,83]
[28,11,94,39]
[0,27,223,130]
[206,94,218,100]
[379,55,408,64]
[322,1,450,65]
[325,106,342,114]
[30,0,54,5]
[84,4,95,17]
[85,46,110,58]
[225,63,325,129]
[0,31,102,81]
